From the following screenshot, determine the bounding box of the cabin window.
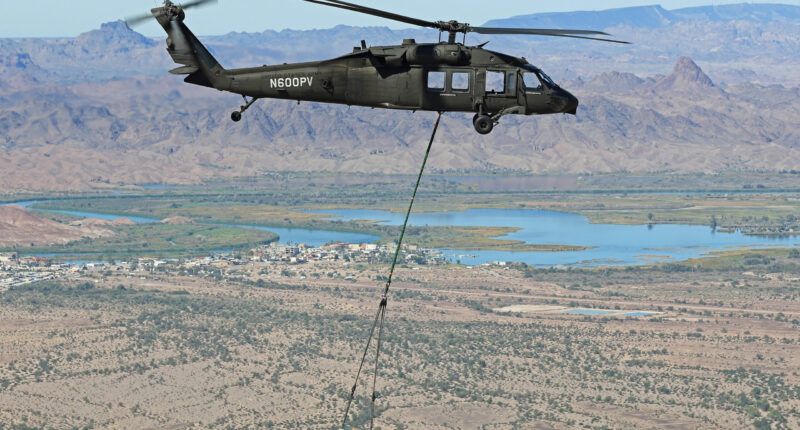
[426,71,445,92]
[451,72,470,92]
[523,73,543,91]
[485,71,505,94]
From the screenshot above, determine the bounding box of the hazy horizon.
[2,0,798,38]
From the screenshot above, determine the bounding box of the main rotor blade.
[301,0,630,43]
[471,27,610,36]
[125,11,162,27]
[181,0,218,10]
[303,0,438,29]
[471,26,630,44]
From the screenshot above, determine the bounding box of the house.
[0,253,17,265]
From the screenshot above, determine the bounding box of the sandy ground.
[1,261,799,428]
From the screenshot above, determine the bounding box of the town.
[0,241,452,291]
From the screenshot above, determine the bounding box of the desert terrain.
[0,204,114,247]
[1,254,799,428]
[1,3,799,429]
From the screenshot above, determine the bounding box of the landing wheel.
[473,115,494,135]
[231,111,242,122]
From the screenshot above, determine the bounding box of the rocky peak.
[76,20,156,49]
[673,56,714,87]
[650,56,716,94]
[100,20,134,33]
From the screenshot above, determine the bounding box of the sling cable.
[341,112,443,429]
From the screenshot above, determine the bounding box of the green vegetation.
[28,177,800,242]
[8,172,798,258]
[1,223,277,258]
[382,225,591,251]
[28,201,593,252]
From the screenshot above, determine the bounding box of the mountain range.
[0,3,798,190]
[485,3,800,29]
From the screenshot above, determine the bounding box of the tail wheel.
[231,111,242,122]
[473,115,494,135]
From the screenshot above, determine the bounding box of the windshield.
[538,70,557,88]
[523,65,558,89]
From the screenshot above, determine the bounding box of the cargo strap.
[342,112,443,429]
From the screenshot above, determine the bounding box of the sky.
[2,0,798,38]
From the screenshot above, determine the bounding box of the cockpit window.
[523,73,543,91]
[523,65,558,89]
[538,70,557,88]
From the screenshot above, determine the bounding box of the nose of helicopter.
[546,89,579,115]
[562,90,579,115]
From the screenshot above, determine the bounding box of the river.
[12,201,377,248]
[8,201,798,267]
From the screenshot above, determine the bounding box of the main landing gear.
[231,95,259,122]
[473,114,494,135]
[473,106,525,134]
[473,104,495,135]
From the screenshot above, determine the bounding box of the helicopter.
[127,0,629,135]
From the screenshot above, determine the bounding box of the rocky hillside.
[0,4,798,190]
[0,205,113,247]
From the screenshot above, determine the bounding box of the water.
[9,201,378,248]
[234,225,377,248]
[12,200,159,223]
[310,208,797,267]
[8,201,796,267]
[50,209,159,224]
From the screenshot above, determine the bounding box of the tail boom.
[153,7,227,90]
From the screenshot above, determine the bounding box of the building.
[0,253,17,265]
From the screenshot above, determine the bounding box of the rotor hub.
[125,0,217,27]
[436,20,470,34]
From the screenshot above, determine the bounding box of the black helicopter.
[127,0,629,134]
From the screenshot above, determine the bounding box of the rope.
[342,112,443,429]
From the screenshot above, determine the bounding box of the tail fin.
[153,8,226,89]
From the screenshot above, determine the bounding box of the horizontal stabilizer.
[169,66,200,75]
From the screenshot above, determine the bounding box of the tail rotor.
[125,0,217,27]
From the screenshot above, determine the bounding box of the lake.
[310,208,797,267]
[8,201,797,267]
